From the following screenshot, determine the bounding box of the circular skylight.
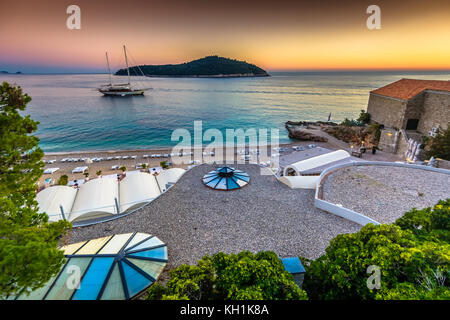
[202,166,250,190]
[15,232,167,300]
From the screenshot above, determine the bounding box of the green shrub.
[57,174,68,186]
[302,199,450,300]
[339,110,371,127]
[357,110,371,125]
[369,122,382,145]
[395,199,450,243]
[424,127,450,161]
[340,118,359,127]
[160,161,169,169]
[147,251,307,300]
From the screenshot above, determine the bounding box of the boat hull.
[99,89,146,96]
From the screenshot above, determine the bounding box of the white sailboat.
[99,45,149,96]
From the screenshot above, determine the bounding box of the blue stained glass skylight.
[14,232,168,300]
[202,166,250,190]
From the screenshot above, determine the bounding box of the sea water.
[1,71,449,152]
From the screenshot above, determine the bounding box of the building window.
[406,119,419,130]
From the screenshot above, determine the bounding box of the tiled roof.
[371,79,450,100]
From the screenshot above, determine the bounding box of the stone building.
[366,79,450,160]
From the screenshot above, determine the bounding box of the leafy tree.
[357,110,371,125]
[96,170,102,177]
[339,111,371,127]
[119,166,126,172]
[424,126,450,161]
[148,251,307,300]
[57,174,68,185]
[0,82,71,298]
[302,199,450,300]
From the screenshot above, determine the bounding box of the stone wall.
[378,128,398,153]
[367,93,406,129]
[403,92,426,129]
[418,91,450,134]
[397,130,409,157]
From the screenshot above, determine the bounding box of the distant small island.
[115,56,269,78]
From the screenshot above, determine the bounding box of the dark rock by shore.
[286,120,382,147]
[286,120,338,127]
[285,121,331,142]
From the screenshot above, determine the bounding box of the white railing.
[314,161,450,226]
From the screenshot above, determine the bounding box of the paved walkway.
[67,164,361,274]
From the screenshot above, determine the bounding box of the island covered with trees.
[115,56,269,78]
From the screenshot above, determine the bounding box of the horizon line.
[2,69,450,75]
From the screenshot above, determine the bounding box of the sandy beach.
[40,130,402,187]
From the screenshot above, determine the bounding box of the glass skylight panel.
[202,166,250,190]
[16,232,167,300]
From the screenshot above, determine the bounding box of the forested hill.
[115,56,269,77]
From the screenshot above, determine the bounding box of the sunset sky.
[1,0,450,73]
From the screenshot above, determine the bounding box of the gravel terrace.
[67,164,360,275]
[322,165,450,224]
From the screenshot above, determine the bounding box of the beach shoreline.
[39,141,323,186]
[43,142,294,156]
[40,131,401,188]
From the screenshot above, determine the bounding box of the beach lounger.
[72,166,88,174]
[44,167,60,174]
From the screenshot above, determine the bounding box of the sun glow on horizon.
[1,0,450,73]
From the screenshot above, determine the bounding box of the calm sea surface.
[1,71,449,152]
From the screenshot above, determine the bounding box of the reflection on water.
[1,71,449,152]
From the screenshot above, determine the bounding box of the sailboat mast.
[123,45,131,85]
[105,51,112,86]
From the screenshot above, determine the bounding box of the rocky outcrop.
[285,122,329,142]
[286,121,338,128]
